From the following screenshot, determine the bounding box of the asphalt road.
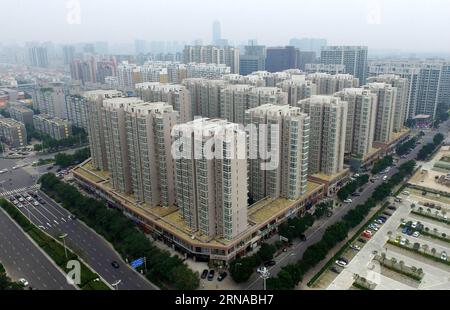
[0,208,76,290]
[245,119,450,290]
[4,189,159,290]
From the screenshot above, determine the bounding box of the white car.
[402,191,410,196]
[344,199,353,204]
[350,244,361,251]
[12,200,19,205]
[383,176,388,181]
[26,196,32,201]
[400,238,407,246]
[19,278,29,287]
[412,231,420,238]
[411,222,417,229]
[33,201,39,206]
[18,197,24,202]
[441,252,447,261]
[17,204,23,209]
[12,166,18,170]
[335,260,348,268]
[256,267,267,274]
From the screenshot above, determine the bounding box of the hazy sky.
[2,0,450,52]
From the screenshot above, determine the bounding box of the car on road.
[201,269,208,279]
[111,261,120,269]
[264,260,276,267]
[335,260,347,268]
[352,192,361,197]
[19,278,29,287]
[300,234,307,241]
[207,270,215,281]
[217,272,228,281]
[383,176,388,181]
[343,199,352,204]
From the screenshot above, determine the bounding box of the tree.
[390,257,397,267]
[258,243,277,262]
[418,207,424,213]
[431,248,437,256]
[381,252,386,264]
[421,244,429,253]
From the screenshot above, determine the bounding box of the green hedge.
[38,173,199,290]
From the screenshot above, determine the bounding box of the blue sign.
[130,257,144,269]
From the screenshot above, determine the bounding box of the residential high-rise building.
[125,102,178,207]
[183,78,228,118]
[297,95,348,176]
[306,73,359,95]
[102,97,144,194]
[0,117,27,148]
[245,104,310,202]
[32,83,67,119]
[304,64,346,75]
[117,61,142,91]
[173,118,248,240]
[9,106,34,126]
[298,51,316,71]
[334,88,377,158]
[240,43,266,75]
[83,90,123,171]
[65,94,88,130]
[183,45,240,73]
[265,46,300,73]
[320,46,368,84]
[368,74,408,131]
[186,62,230,79]
[62,45,75,65]
[32,114,72,141]
[27,45,49,68]
[277,75,317,106]
[363,83,397,143]
[135,82,192,123]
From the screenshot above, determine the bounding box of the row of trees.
[54,148,90,168]
[416,133,444,160]
[371,155,393,174]
[337,174,369,201]
[266,160,417,289]
[38,173,199,290]
[229,243,277,283]
[396,137,417,156]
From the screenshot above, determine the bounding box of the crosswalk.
[0,184,40,198]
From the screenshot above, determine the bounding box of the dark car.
[264,260,276,267]
[387,206,396,211]
[330,267,341,274]
[357,238,367,244]
[300,234,307,241]
[201,269,208,279]
[217,272,228,281]
[111,261,120,269]
[207,270,215,281]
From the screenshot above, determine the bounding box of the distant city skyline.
[1,0,450,53]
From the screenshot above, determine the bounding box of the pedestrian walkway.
[0,184,39,197]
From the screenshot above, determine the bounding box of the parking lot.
[326,188,450,290]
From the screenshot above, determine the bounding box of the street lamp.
[112,280,122,290]
[259,267,270,290]
[59,233,68,260]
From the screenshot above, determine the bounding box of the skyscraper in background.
[265,46,300,73]
[212,20,221,45]
[289,38,327,55]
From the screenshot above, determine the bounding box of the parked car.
[19,278,29,287]
[413,231,420,238]
[400,238,407,246]
[335,260,347,268]
[387,206,397,211]
[217,272,228,281]
[201,269,208,279]
[207,270,215,281]
[111,261,120,269]
[330,266,341,274]
[344,199,353,204]
[441,252,447,261]
[350,244,361,251]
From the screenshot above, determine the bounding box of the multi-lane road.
[0,208,76,290]
[3,189,158,290]
[244,119,450,290]
[1,152,159,290]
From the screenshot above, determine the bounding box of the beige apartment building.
[125,102,178,208]
[83,90,123,171]
[245,104,310,202]
[306,73,359,95]
[101,97,145,194]
[135,82,192,123]
[277,76,317,106]
[363,82,397,144]
[297,95,348,176]
[334,88,377,158]
[182,78,228,118]
[173,118,248,240]
[368,74,408,131]
[219,84,253,124]
[0,117,27,148]
[32,114,72,141]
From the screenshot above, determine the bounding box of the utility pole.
[259,267,270,290]
[59,233,68,260]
